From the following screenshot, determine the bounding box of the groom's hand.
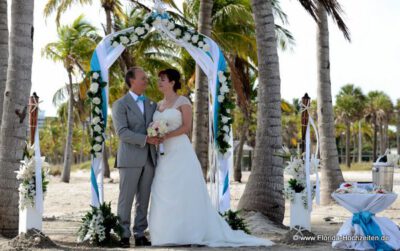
[146,136,160,145]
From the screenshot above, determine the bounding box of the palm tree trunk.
[103,145,110,178]
[384,120,388,151]
[0,0,8,127]
[0,0,34,237]
[80,122,85,163]
[234,120,248,182]
[61,71,74,183]
[397,110,400,155]
[373,117,378,161]
[238,0,284,224]
[379,123,384,155]
[316,3,344,205]
[353,130,357,163]
[345,121,351,167]
[193,0,213,179]
[105,8,112,35]
[358,120,362,163]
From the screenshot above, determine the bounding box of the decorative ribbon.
[299,102,320,210]
[352,211,393,251]
[29,98,44,214]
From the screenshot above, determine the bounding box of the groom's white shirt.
[129,90,144,114]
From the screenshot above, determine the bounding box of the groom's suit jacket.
[112,93,157,168]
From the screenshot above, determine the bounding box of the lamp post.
[301,93,311,154]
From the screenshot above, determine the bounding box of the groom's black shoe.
[120,238,130,248]
[135,236,151,246]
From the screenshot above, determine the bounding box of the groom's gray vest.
[112,93,157,168]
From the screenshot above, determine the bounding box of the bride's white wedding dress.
[148,96,273,247]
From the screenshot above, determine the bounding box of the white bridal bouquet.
[147,120,168,155]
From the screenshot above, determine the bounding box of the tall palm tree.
[191,0,214,178]
[239,0,350,222]
[184,0,293,182]
[0,0,34,237]
[364,91,392,160]
[316,0,350,205]
[43,15,97,183]
[237,0,284,223]
[335,84,365,167]
[0,0,7,127]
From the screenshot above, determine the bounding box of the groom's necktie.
[136,95,146,119]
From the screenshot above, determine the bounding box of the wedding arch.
[87,2,234,212]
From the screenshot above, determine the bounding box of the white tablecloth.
[332,193,400,250]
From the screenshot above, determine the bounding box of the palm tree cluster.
[0,0,398,238]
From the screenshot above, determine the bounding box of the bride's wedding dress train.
[149,96,273,247]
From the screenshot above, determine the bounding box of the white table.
[331,193,400,250]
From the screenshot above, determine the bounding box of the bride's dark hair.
[158,69,182,92]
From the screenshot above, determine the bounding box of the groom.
[112,67,159,248]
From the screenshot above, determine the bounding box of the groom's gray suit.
[112,92,157,239]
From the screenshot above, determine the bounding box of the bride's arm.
[163,104,192,140]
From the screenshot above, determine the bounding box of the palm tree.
[364,91,393,160]
[184,0,293,182]
[191,0,214,178]
[43,15,97,183]
[335,84,365,167]
[0,0,8,127]
[316,0,350,205]
[236,0,284,223]
[0,0,34,237]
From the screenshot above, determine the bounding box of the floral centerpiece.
[78,202,122,246]
[281,147,316,209]
[16,143,49,210]
[335,183,390,194]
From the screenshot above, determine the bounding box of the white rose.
[94,106,101,114]
[90,83,99,93]
[93,144,102,152]
[94,125,102,132]
[222,125,230,133]
[92,97,101,105]
[120,36,129,45]
[92,72,100,80]
[223,134,230,143]
[191,35,199,43]
[183,33,191,41]
[173,28,181,36]
[144,23,150,30]
[226,109,231,114]
[219,75,227,83]
[218,95,225,103]
[220,85,229,94]
[198,41,204,48]
[95,152,102,158]
[130,34,138,43]
[111,41,119,48]
[95,136,103,142]
[221,115,229,124]
[92,116,101,124]
[135,27,145,36]
[167,22,175,30]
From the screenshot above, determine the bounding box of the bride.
[148,68,273,247]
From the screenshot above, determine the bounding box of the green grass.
[340,162,373,172]
[48,157,116,176]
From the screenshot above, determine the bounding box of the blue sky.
[12,0,400,116]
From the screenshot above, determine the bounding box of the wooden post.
[301,93,311,154]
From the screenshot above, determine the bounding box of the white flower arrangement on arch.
[87,71,107,158]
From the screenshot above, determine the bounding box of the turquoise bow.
[136,95,145,102]
[352,211,393,251]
